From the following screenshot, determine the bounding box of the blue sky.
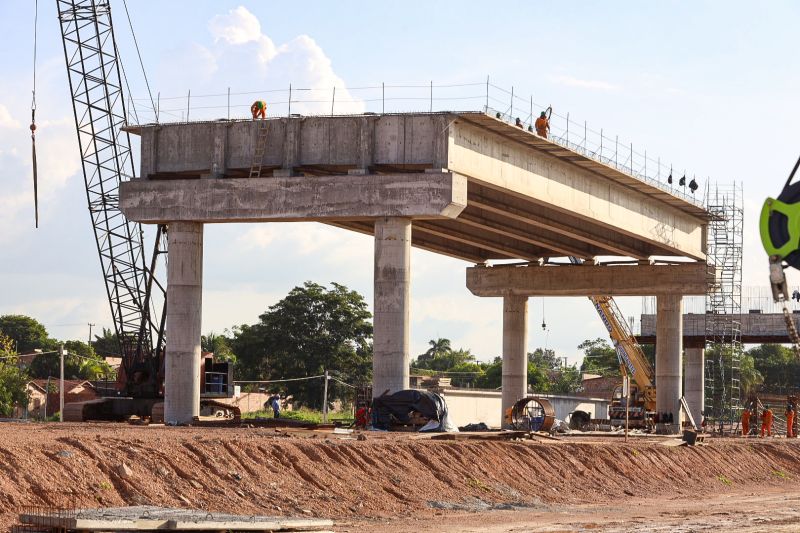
[2,1,800,364]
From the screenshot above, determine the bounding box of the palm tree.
[415,338,452,369]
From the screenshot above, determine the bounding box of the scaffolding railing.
[704,183,744,432]
[127,79,707,208]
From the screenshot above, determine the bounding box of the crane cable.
[30,0,39,228]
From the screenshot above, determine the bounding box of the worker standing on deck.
[251,100,267,119]
[760,405,774,437]
[534,111,550,138]
[741,407,751,436]
[786,404,795,438]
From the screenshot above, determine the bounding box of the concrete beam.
[502,295,528,428]
[467,263,711,297]
[372,217,411,397]
[120,172,467,224]
[164,222,203,425]
[449,119,706,259]
[655,294,683,425]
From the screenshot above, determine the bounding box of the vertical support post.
[156,92,160,123]
[502,294,528,429]
[382,82,385,114]
[485,75,489,112]
[566,112,570,144]
[59,344,65,422]
[372,217,412,397]
[288,83,292,117]
[429,80,433,113]
[331,86,336,116]
[323,369,329,423]
[685,347,705,424]
[44,376,50,420]
[186,90,190,122]
[227,87,230,120]
[165,222,204,425]
[656,294,683,429]
[510,86,514,118]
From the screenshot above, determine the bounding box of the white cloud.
[0,104,20,128]
[156,6,363,119]
[548,74,619,92]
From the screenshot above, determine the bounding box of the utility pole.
[87,323,95,353]
[59,344,65,422]
[322,370,329,423]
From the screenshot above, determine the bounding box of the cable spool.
[510,397,555,433]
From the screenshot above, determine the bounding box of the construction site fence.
[128,79,704,208]
[639,286,800,321]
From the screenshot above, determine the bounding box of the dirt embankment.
[1,425,799,530]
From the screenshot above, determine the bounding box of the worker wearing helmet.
[760,405,773,437]
[786,404,795,438]
[534,111,550,139]
[251,100,267,119]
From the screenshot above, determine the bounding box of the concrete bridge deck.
[638,312,799,347]
[120,111,710,425]
[123,112,707,262]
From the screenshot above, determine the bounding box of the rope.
[121,0,156,118]
[30,0,38,229]
[234,375,325,384]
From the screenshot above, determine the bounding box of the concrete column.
[501,294,528,428]
[655,294,683,426]
[372,217,411,397]
[165,222,204,424]
[685,347,705,425]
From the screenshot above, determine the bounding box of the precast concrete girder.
[466,262,712,297]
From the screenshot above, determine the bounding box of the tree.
[0,315,52,354]
[739,353,764,397]
[578,338,619,376]
[472,357,550,393]
[0,333,28,417]
[92,327,120,357]
[201,332,237,363]
[748,344,798,393]
[415,338,452,369]
[27,340,111,380]
[529,348,560,370]
[230,282,373,406]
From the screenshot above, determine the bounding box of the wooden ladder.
[249,119,270,178]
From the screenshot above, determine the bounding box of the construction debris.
[15,506,334,533]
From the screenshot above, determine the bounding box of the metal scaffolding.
[704,182,744,431]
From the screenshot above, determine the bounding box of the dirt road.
[1,423,799,531]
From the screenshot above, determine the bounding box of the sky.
[2,1,800,365]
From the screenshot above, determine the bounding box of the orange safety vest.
[535,117,549,132]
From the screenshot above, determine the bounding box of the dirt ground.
[1,423,799,532]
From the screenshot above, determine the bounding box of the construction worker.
[760,404,774,437]
[786,404,795,438]
[741,407,751,436]
[354,402,370,429]
[534,111,550,138]
[515,117,524,129]
[250,100,267,119]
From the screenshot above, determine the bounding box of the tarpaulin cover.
[371,389,457,432]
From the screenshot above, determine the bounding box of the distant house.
[581,374,620,399]
[14,379,98,419]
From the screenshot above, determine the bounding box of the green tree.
[739,353,764,397]
[747,344,798,393]
[0,333,29,417]
[415,338,453,369]
[202,332,237,363]
[27,340,110,380]
[578,338,619,376]
[92,327,120,357]
[0,315,52,354]
[472,357,550,393]
[528,347,560,370]
[230,282,373,406]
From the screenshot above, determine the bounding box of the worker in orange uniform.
[786,404,795,438]
[741,407,751,436]
[760,404,774,437]
[534,110,550,138]
[250,100,267,119]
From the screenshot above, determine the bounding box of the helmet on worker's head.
[540,111,546,118]
[765,404,770,409]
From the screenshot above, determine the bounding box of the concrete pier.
[655,294,683,424]
[502,295,528,428]
[685,347,705,424]
[372,217,412,397]
[164,222,204,424]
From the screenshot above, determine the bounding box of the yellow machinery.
[590,295,656,426]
